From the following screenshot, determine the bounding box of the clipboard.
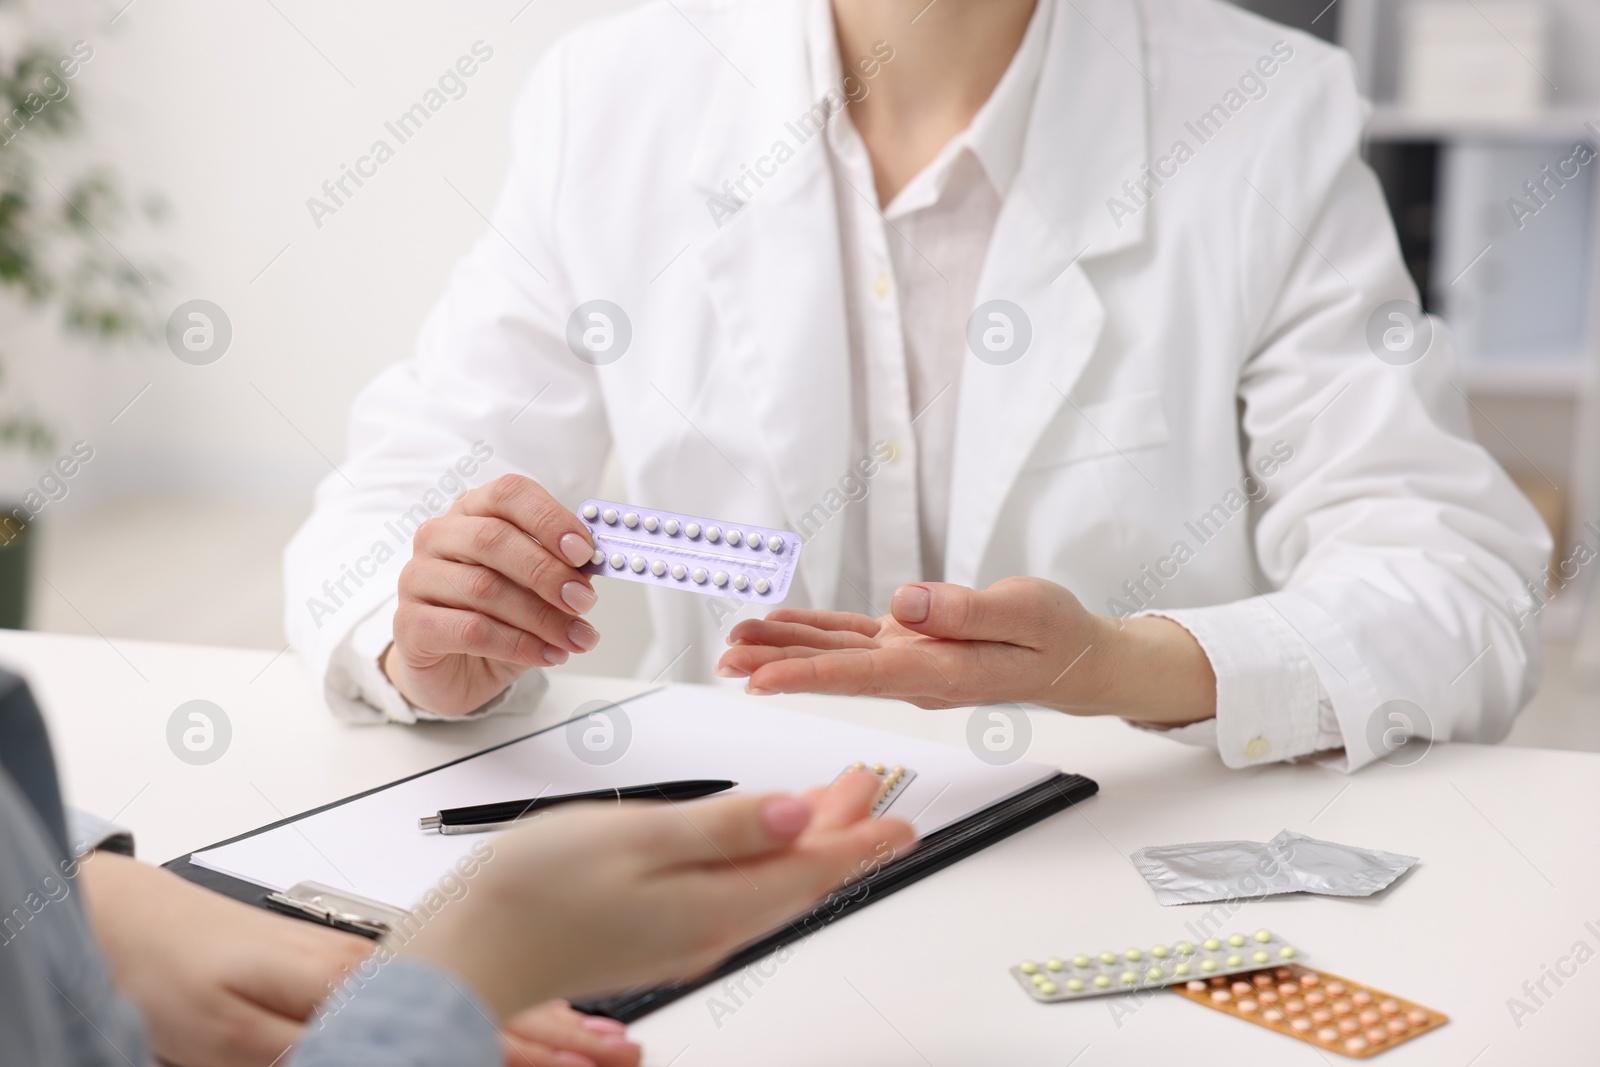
[163,686,1098,1021]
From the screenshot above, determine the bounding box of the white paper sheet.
[190,687,1058,909]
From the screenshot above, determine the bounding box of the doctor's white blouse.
[284,0,1551,772]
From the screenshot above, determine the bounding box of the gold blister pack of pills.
[1171,963,1448,1058]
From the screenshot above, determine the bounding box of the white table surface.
[4,628,1595,1067]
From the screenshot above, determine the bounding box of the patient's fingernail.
[543,646,569,666]
[893,584,930,623]
[559,532,594,567]
[567,619,599,651]
[716,664,749,678]
[561,580,597,614]
[579,1016,627,1035]
[553,1052,597,1067]
[759,796,812,837]
[745,685,774,696]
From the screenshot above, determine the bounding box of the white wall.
[16,0,641,502]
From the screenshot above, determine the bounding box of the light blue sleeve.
[289,957,502,1067]
[0,774,149,1067]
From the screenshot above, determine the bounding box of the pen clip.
[434,816,531,835]
[421,811,542,834]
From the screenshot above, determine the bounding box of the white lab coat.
[284,0,1550,770]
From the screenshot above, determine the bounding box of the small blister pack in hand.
[577,499,803,603]
[837,762,916,816]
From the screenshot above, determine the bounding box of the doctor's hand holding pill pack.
[284,0,1550,774]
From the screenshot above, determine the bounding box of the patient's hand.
[396,772,915,1017]
[81,851,373,1067]
[716,578,1216,725]
[81,852,643,1067]
[502,998,641,1067]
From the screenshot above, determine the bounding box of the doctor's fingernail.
[745,684,775,696]
[559,532,594,567]
[893,584,931,623]
[552,1052,598,1067]
[567,618,600,651]
[716,664,749,678]
[543,646,570,666]
[561,581,597,614]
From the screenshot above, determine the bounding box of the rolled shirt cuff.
[1137,598,1345,768]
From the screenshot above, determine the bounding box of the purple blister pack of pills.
[577,499,804,604]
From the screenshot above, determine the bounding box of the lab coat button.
[871,273,891,300]
[1244,736,1270,761]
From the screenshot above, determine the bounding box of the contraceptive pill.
[578,499,803,603]
[1011,931,1301,1003]
[1171,964,1447,1058]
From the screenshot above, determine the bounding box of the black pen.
[418,779,738,834]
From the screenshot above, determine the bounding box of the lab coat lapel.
[945,0,1153,586]
[690,0,849,609]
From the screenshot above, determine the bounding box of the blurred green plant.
[0,36,164,454]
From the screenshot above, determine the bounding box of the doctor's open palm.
[718,578,1105,708]
[386,474,601,715]
[717,577,1218,726]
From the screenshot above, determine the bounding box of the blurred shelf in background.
[1233,0,1600,687]
[1366,104,1597,143]
[1340,0,1600,645]
[1459,356,1588,396]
